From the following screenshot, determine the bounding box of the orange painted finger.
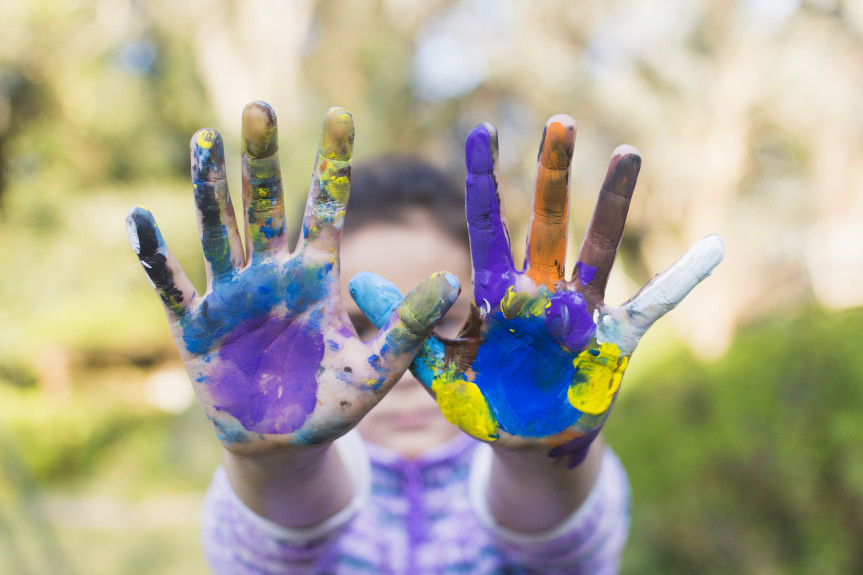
[524,115,576,289]
[575,145,641,304]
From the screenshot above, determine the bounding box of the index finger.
[300,107,354,257]
[575,145,641,304]
[465,123,515,309]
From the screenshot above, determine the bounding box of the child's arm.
[126,102,459,529]
[352,116,724,540]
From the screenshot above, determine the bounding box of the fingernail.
[319,107,354,161]
[191,129,225,181]
[538,115,576,170]
[242,101,278,158]
[125,206,160,257]
[465,123,497,175]
[444,272,460,290]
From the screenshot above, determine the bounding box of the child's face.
[340,213,472,457]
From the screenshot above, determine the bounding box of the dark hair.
[343,155,468,247]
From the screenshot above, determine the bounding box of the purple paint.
[576,262,597,286]
[208,315,323,434]
[547,427,601,468]
[545,291,596,350]
[465,125,514,307]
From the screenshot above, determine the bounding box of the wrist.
[485,437,604,532]
[223,442,352,528]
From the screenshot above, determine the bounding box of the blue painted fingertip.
[349,271,404,329]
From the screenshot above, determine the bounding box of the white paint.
[126,216,141,255]
[596,235,725,354]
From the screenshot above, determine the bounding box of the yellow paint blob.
[432,370,498,441]
[196,130,216,149]
[568,342,628,415]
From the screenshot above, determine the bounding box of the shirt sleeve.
[201,431,371,575]
[468,445,631,574]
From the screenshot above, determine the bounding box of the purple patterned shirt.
[202,433,630,574]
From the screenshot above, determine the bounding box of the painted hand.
[126,102,459,455]
[352,116,724,466]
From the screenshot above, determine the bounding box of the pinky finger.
[126,206,197,317]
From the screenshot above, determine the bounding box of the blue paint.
[211,417,251,446]
[181,258,333,355]
[259,217,280,239]
[349,270,447,393]
[410,336,445,392]
[348,271,402,328]
[472,313,582,436]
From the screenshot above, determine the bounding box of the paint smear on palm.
[411,337,499,441]
[204,312,325,435]
[180,259,335,436]
[467,287,624,437]
[569,343,627,414]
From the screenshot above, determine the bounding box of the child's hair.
[344,155,468,247]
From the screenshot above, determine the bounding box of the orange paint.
[525,120,574,288]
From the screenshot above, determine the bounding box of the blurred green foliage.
[607,307,863,574]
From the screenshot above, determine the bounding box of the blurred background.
[1,0,862,572]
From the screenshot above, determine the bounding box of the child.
[126,102,724,574]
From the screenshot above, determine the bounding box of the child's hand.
[351,116,724,466]
[126,102,459,457]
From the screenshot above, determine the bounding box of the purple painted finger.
[465,124,515,309]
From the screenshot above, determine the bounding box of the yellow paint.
[320,164,350,205]
[431,365,498,441]
[500,287,549,319]
[319,111,354,160]
[197,130,217,149]
[568,342,627,415]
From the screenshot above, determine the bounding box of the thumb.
[350,271,460,357]
[599,234,725,353]
[348,271,404,329]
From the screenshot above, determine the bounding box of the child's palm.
[353,117,723,465]
[128,103,458,455]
